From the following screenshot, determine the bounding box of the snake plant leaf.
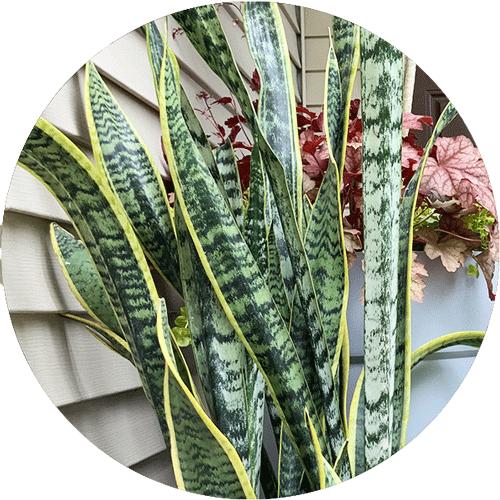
[411,331,485,368]
[361,28,404,469]
[18,118,169,444]
[84,61,182,295]
[61,312,133,363]
[143,20,231,210]
[215,139,244,228]
[347,367,366,476]
[323,43,343,172]
[260,445,279,499]
[332,439,351,481]
[156,302,256,499]
[175,200,263,486]
[50,223,122,334]
[305,408,341,489]
[331,17,360,170]
[393,102,458,453]
[160,43,324,490]
[278,420,307,497]
[349,329,485,476]
[243,1,303,223]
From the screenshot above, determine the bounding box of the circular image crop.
[1,2,498,498]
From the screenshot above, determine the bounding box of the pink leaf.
[416,227,468,272]
[420,136,496,217]
[410,252,428,302]
[403,112,433,130]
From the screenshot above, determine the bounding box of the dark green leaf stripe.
[332,439,350,482]
[160,43,324,489]
[392,102,458,453]
[278,423,306,497]
[157,303,255,499]
[172,5,258,132]
[349,329,484,475]
[84,61,182,294]
[51,223,122,335]
[62,312,133,363]
[143,20,226,194]
[331,17,360,170]
[215,139,244,229]
[305,160,346,457]
[18,119,169,444]
[324,44,343,171]
[243,1,303,222]
[361,28,404,469]
[175,201,255,482]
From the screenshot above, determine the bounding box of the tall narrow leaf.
[361,28,403,469]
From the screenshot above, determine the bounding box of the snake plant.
[17,3,487,498]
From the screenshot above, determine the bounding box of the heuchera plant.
[186,73,497,303]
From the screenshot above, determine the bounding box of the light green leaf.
[84,61,182,294]
[360,28,404,469]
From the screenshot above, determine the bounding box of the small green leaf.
[467,264,480,278]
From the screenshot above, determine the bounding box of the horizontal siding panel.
[305,38,330,72]
[12,312,142,406]
[305,71,326,106]
[92,28,157,109]
[3,212,84,313]
[60,388,166,467]
[304,8,332,37]
[6,166,70,223]
[130,450,176,487]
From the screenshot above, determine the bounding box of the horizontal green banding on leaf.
[175,202,254,480]
[243,1,303,223]
[172,5,257,132]
[160,43,322,490]
[278,422,306,497]
[361,28,403,469]
[331,17,360,170]
[215,139,244,229]
[51,223,122,335]
[157,303,255,499]
[324,44,343,171]
[393,102,458,452]
[18,119,169,444]
[85,61,181,294]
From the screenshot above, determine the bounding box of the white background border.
[1,1,497,498]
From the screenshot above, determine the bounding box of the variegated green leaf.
[175,199,263,488]
[215,139,244,228]
[332,439,350,482]
[278,422,306,497]
[61,312,133,363]
[160,43,323,489]
[260,446,279,499]
[393,102,458,453]
[18,119,169,444]
[411,331,485,368]
[349,330,485,476]
[84,61,182,294]
[156,301,256,499]
[50,223,121,334]
[243,1,303,223]
[361,28,404,469]
[331,17,360,170]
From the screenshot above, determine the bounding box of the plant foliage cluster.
[16,3,491,498]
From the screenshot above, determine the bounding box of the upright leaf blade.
[18,119,169,444]
[84,61,182,294]
[160,42,323,489]
[361,28,403,469]
[393,102,458,452]
[157,302,256,499]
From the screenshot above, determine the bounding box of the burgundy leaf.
[250,69,261,92]
[214,96,232,105]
